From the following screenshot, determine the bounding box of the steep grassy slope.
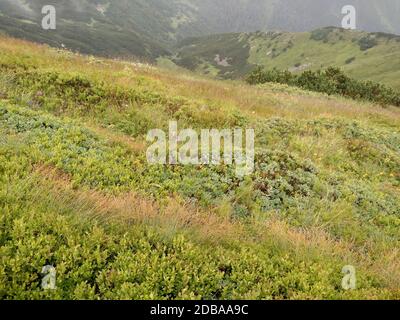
[0,36,399,299]
[171,27,400,89]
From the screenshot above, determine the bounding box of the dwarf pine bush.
[246,67,400,107]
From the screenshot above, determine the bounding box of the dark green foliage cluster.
[253,150,318,211]
[246,67,400,107]
[310,28,334,42]
[345,57,356,65]
[358,36,378,51]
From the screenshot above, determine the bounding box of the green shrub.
[310,28,334,42]
[345,57,356,64]
[246,67,400,107]
[253,150,318,211]
[358,36,378,51]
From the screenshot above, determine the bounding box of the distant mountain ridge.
[0,0,399,60]
[169,27,400,89]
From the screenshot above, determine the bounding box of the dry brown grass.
[34,164,241,243]
[85,123,147,154]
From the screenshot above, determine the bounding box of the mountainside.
[0,0,399,60]
[0,0,174,59]
[170,27,400,89]
[1,35,400,299]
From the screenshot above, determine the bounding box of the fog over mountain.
[0,0,399,58]
[183,0,400,36]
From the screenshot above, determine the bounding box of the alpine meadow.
[0,0,399,302]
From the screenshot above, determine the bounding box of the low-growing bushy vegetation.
[310,28,334,42]
[246,67,400,107]
[1,104,398,300]
[358,36,378,51]
[0,36,399,300]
